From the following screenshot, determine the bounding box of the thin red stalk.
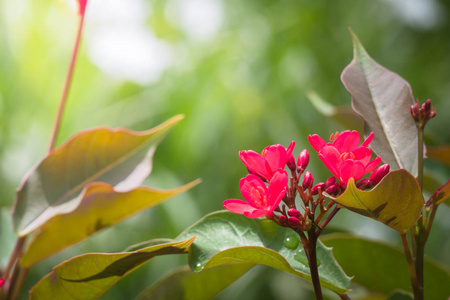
[400,234,421,299]
[48,13,86,152]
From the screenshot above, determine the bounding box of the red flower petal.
[267,170,288,211]
[223,199,266,218]
[352,146,372,166]
[365,156,382,173]
[361,132,375,147]
[239,174,268,208]
[262,144,288,174]
[333,130,360,153]
[339,160,365,183]
[239,150,271,179]
[318,146,341,178]
[308,134,327,152]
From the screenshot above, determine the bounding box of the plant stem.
[400,234,421,299]
[424,205,437,241]
[339,294,351,300]
[316,205,340,237]
[306,230,323,300]
[48,13,86,152]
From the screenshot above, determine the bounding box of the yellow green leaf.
[332,170,424,233]
[21,180,200,267]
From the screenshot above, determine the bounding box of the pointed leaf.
[427,145,450,167]
[332,170,424,233]
[12,115,183,236]
[21,180,200,267]
[322,233,450,300]
[306,90,363,131]
[29,237,195,300]
[176,211,351,294]
[137,264,252,300]
[341,30,419,176]
[429,179,450,206]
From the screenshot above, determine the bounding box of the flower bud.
[302,171,313,189]
[311,182,325,195]
[288,216,301,227]
[279,215,287,224]
[325,183,340,196]
[287,154,296,172]
[297,149,309,171]
[287,208,301,217]
[356,178,371,189]
[325,176,336,189]
[0,277,4,288]
[369,164,390,186]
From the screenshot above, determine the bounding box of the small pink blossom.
[223,170,288,218]
[308,131,382,184]
[239,141,295,180]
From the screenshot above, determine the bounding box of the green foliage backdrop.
[1,0,449,299]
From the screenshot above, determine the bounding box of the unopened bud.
[287,208,301,217]
[287,154,296,172]
[0,277,4,288]
[279,215,287,224]
[325,176,336,189]
[424,99,431,111]
[356,178,371,189]
[297,149,309,171]
[302,171,314,189]
[325,183,340,196]
[288,216,301,227]
[311,182,325,195]
[369,164,390,186]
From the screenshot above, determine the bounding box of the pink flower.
[308,131,381,184]
[223,170,288,218]
[239,141,295,180]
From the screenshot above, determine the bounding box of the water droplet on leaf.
[294,248,309,266]
[195,263,204,271]
[283,233,299,249]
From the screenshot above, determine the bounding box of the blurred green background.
[1,0,449,299]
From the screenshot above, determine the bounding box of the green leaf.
[1,208,17,267]
[386,290,414,300]
[427,145,450,167]
[12,115,183,236]
[21,180,200,267]
[176,211,351,294]
[341,30,419,176]
[137,264,253,300]
[306,90,363,131]
[332,170,424,233]
[29,237,195,300]
[429,179,450,206]
[321,233,450,300]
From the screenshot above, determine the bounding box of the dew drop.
[195,263,204,271]
[283,233,299,249]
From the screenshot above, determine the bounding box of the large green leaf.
[341,30,419,176]
[176,211,351,295]
[21,180,200,267]
[137,264,253,300]
[29,237,195,300]
[322,233,450,300]
[429,179,450,206]
[332,170,424,233]
[12,115,183,236]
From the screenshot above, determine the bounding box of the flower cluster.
[223,131,389,232]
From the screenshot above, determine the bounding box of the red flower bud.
[288,216,301,227]
[302,171,313,189]
[369,164,390,186]
[279,215,287,223]
[356,178,371,189]
[311,182,325,195]
[287,154,297,172]
[297,149,309,171]
[325,183,340,196]
[287,208,301,217]
[325,176,336,189]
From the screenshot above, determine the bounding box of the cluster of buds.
[410,99,436,130]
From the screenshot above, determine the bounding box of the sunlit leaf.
[137,264,253,300]
[332,170,424,233]
[21,180,200,267]
[429,179,450,206]
[341,30,419,176]
[322,233,450,300]
[12,115,183,236]
[176,211,351,295]
[29,237,195,300]
[427,145,450,167]
[306,90,363,131]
